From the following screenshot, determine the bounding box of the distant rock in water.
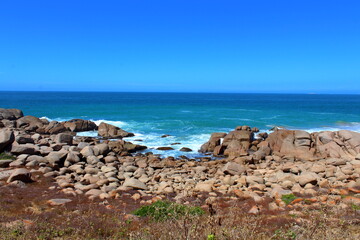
[180,147,192,152]
[98,122,134,138]
[157,147,174,151]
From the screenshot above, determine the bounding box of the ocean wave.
[92,119,127,128]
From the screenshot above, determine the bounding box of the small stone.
[47,198,72,206]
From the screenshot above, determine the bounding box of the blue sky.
[0,0,359,93]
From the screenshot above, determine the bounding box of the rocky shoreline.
[1,107,360,212]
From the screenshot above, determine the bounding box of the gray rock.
[223,162,246,176]
[55,133,73,145]
[9,159,25,167]
[80,146,94,158]
[0,129,15,152]
[0,160,13,168]
[65,152,81,164]
[7,168,32,183]
[123,178,148,190]
[326,158,347,166]
[10,144,38,155]
[297,172,318,186]
[98,122,134,138]
[0,108,23,120]
[94,143,110,155]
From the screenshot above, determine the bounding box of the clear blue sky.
[0,0,359,93]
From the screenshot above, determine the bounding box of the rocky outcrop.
[199,132,227,153]
[98,122,134,138]
[0,108,23,120]
[201,127,360,160]
[200,126,257,157]
[266,129,360,159]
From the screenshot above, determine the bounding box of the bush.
[281,194,297,205]
[133,200,205,221]
[0,152,16,160]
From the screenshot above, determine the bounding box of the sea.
[1,92,360,158]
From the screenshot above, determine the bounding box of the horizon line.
[0,90,360,95]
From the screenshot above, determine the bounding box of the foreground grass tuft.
[0,152,16,160]
[133,200,205,221]
[281,194,297,205]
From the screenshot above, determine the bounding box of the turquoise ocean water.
[1,92,360,157]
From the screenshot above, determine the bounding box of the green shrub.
[0,152,16,160]
[133,200,205,221]
[281,194,297,205]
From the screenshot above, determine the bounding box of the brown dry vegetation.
[0,175,359,240]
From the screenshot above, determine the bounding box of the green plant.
[207,233,216,240]
[281,194,297,205]
[132,200,205,221]
[272,229,297,240]
[0,152,16,160]
[351,204,360,211]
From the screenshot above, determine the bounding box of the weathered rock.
[108,140,147,154]
[0,108,23,120]
[47,198,72,206]
[7,169,32,183]
[55,133,73,145]
[16,116,44,131]
[94,143,110,155]
[223,162,246,175]
[0,129,15,152]
[98,122,134,138]
[199,132,227,153]
[179,147,192,152]
[194,181,213,192]
[123,178,148,190]
[0,160,13,168]
[157,147,174,151]
[10,144,38,155]
[42,121,67,134]
[297,172,318,186]
[63,119,97,132]
[80,146,94,158]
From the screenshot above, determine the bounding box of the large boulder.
[55,133,73,145]
[16,116,44,131]
[7,168,33,183]
[223,162,246,175]
[0,129,15,152]
[0,108,23,120]
[123,178,148,190]
[10,143,38,155]
[41,121,67,134]
[63,119,97,132]
[98,122,134,138]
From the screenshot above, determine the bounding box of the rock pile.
[1,109,360,210]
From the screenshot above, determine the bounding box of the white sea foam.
[92,119,128,128]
